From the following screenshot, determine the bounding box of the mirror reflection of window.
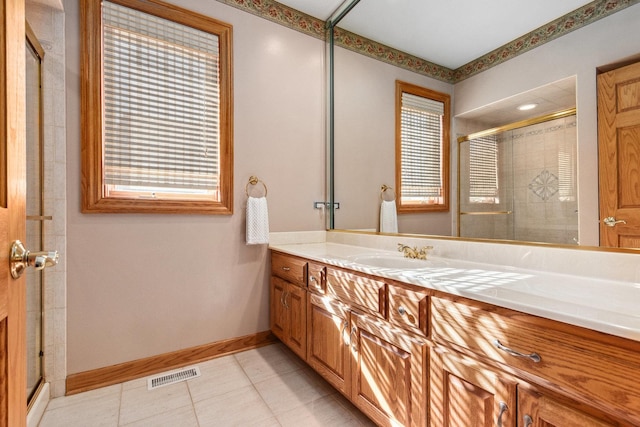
[469,135,499,204]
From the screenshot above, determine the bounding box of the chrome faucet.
[397,243,433,260]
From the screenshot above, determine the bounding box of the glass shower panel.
[459,131,514,240]
[25,36,44,403]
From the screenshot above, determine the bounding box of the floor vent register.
[147,366,201,390]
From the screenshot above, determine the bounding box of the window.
[82,0,233,214]
[468,134,499,203]
[396,81,450,212]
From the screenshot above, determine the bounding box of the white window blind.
[400,92,444,199]
[102,1,220,192]
[469,134,499,202]
[557,118,577,201]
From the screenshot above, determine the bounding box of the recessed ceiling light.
[517,103,538,111]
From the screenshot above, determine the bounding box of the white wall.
[64,0,325,374]
[454,3,640,246]
[334,46,454,235]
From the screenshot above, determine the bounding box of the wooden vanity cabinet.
[350,310,429,427]
[430,345,615,427]
[431,295,640,426]
[430,345,517,427]
[517,387,615,427]
[270,253,308,360]
[388,283,429,336]
[307,262,326,294]
[307,292,351,395]
[325,268,386,318]
[307,266,428,427]
[271,250,640,426]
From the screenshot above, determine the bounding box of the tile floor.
[37,343,375,427]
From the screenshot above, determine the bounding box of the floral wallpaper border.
[216,0,640,83]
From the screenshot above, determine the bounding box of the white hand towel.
[380,199,398,233]
[246,196,269,245]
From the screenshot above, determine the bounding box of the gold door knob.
[603,216,627,227]
[10,240,59,279]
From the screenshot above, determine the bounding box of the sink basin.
[348,254,443,270]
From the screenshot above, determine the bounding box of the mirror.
[327,0,640,249]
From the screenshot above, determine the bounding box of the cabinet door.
[518,388,615,427]
[431,346,517,427]
[351,311,428,427]
[270,276,307,360]
[270,276,288,341]
[307,293,351,395]
[285,283,307,360]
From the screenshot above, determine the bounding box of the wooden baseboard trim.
[66,330,277,396]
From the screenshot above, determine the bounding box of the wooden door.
[518,388,614,427]
[350,311,428,427]
[306,293,351,395]
[430,346,517,427]
[597,60,640,247]
[1,0,27,426]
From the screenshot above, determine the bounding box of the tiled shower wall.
[26,2,67,398]
[460,115,578,244]
[510,115,578,244]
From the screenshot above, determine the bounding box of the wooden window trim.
[395,80,450,213]
[81,0,234,214]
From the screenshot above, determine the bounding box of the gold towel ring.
[380,185,396,201]
[246,176,268,197]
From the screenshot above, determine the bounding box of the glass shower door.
[25,25,46,405]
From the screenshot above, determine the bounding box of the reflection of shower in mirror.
[458,110,577,245]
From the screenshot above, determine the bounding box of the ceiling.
[457,76,576,127]
[278,0,594,69]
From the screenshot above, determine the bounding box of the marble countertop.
[270,241,640,342]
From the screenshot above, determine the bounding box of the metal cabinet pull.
[281,266,291,271]
[341,321,350,346]
[493,339,541,363]
[309,275,316,282]
[282,291,289,309]
[398,306,406,315]
[523,415,533,427]
[350,326,358,352]
[496,402,508,427]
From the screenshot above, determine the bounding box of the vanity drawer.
[431,296,640,424]
[388,284,428,336]
[271,252,307,287]
[326,268,386,318]
[307,262,326,294]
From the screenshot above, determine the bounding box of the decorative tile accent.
[529,170,559,201]
[215,0,640,83]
